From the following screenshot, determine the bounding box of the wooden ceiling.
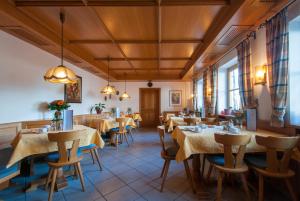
[0,0,291,81]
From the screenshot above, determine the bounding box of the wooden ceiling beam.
[95,57,191,61]
[157,0,161,71]
[0,0,115,79]
[85,7,137,73]
[116,74,181,80]
[111,68,183,70]
[15,0,229,7]
[180,0,246,78]
[69,39,203,44]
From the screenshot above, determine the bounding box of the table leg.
[55,168,68,190]
[192,154,211,199]
[25,167,73,192]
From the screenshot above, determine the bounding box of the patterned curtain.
[266,8,289,127]
[203,69,209,117]
[236,38,254,108]
[209,65,218,115]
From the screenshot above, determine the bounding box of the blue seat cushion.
[126,125,132,130]
[46,149,82,162]
[79,144,96,151]
[0,147,19,179]
[110,127,119,132]
[206,154,225,166]
[244,154,267,169]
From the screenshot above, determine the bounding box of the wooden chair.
[0,147,20,190]
[206,133,251,201]
[184,117,198,126]
[157,126,196,193]
[245,135,300,201]
[111,118,130,150]
[22,120,51,129]
[159,116,165,126]
[45,130,85,201]
[79,144,103,171]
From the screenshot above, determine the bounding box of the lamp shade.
[120,92,130,100]
[44,65,77,84]
[101,84,117,95]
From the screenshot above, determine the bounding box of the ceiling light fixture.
[101,57,117,95]
[44,11,77,84]
[120,73,130,101]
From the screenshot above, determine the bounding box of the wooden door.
[139,88,160,127]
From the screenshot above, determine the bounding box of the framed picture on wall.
[64,76,82,103]
[169,90,182,107]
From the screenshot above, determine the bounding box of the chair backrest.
[116,118,127,133]
[214,133,251,168]
[184,118,197,126]
[157,126,166,152]
[48,130,85,164]
[255,135,300,173]
[22,120,51,129]
[159,116,164,125]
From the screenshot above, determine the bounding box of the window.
[196,79,203,112]
[227,65,241,110]
[288,15,300,126]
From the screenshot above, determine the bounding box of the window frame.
[227,64,240,109]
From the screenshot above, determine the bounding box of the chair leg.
[90,150,95,164]
[160,160,170,192]
[241,173,251,201]
[160,160,167,178]
[206,163,213,181]
[258,174,264,201]
[124,133,130,147]
[201,154,206,177]
[115,134,119,150]
[48,168,58,201]
[183,160,196,194]
[129,130,134,142]
[76,162,85,192]
[74,164,79,179]
[45,167,53,190]
[285,179,298,201]
[93,149,103,171]
[216,172,223,201]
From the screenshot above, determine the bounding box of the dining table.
[171,125,298,198]
[7,125,105,191]
[167,116,201,132]
[87,117,136,133]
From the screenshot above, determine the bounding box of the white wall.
[0,30,192,123]
[0,30,107,124]
[108,81,193,113]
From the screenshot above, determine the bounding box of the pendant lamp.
[44,12,77,84]
[101,57,117,95]
[120,73,130,100]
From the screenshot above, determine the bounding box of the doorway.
[139,88,160,127]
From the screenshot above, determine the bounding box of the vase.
[53,110,63,130]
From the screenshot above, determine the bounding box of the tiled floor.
[1,128,290,201]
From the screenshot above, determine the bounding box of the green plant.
[90,103,106,114]
[111,107,116,114]
[127,107,132,114]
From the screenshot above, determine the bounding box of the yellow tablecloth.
[131,114,142,122]
[7,125,105,168]
[171,126,285,162]
[167,117,201,132]
[87,117,136,133]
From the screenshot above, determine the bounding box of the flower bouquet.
[48,100,70,130]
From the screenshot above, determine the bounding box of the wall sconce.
[255,65,267,85]
[207,88,212,96]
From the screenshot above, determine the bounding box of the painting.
[64,76,82,103]
[169,90,182,106]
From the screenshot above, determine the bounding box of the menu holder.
[63,110,73,131]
